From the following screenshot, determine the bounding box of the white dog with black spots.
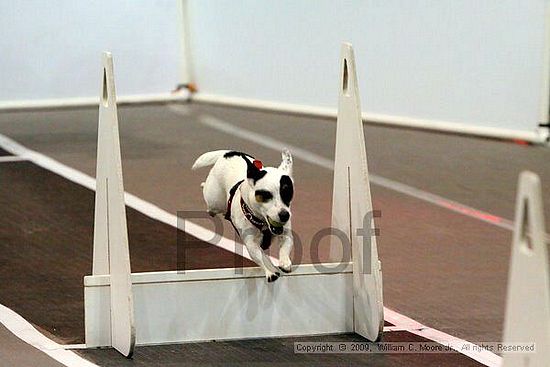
[192,149,294,282]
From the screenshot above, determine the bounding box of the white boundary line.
[0,133,251,262]
[384,309,502,366]
[0,155,27,163]
[0,304,99,367]
[191,113,516,231]
[0,132,501,366]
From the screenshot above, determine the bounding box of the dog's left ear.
[246,158,267,184]
[279,148,293,176]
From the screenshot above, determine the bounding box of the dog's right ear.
[246,158,267,184]
[279,148,293,176]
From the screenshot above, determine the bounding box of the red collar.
[225,181,272,250]
[225,180,266,230]
[239,197,271,249]
[239,197,267,231]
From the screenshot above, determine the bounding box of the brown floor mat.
[77,332,484,367]
[0,161,253,344]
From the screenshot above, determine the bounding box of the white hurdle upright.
[331,43,384,341]
[502,172,550,366]
[88,52,135,357]
[84,43,383,355]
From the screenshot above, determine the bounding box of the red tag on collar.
[253,160,263,170]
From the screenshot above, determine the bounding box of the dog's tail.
[191,150,230,170]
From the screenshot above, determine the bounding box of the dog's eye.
[255,190,273,203]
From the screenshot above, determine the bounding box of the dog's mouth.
[266,217,284,235]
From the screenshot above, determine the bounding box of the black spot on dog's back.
[248,167,267,183]
[224,151,254,160]
[225,151,266,184]
[280,175,293,206]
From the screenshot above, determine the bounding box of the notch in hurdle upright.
[84,43,383,357]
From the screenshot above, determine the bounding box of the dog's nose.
[278,209,290,223]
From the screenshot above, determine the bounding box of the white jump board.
[85,263,353,346]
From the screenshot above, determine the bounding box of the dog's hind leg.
[201,176,226,215]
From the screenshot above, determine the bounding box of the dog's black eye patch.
[255,190,273,203]
[280,175,293,206]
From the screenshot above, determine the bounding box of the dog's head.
[244,149,294,235]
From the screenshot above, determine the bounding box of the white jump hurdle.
[502,172,550,366]
[84,44,384,357]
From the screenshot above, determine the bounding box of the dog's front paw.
[266,271,281,283]
[278,258,292,273]
[278,266,292,274]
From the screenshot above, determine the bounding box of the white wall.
[0,0,181,102]
[188,0,548,135]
